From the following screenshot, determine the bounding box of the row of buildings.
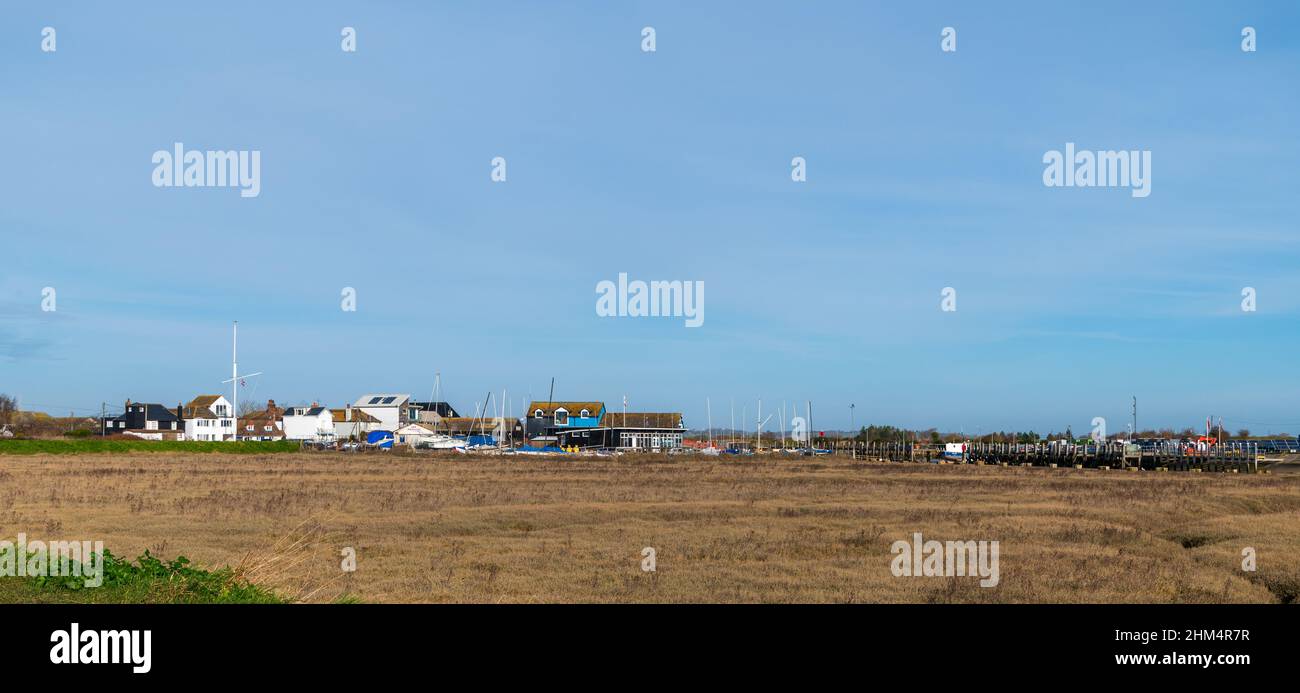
[102,394,686,451]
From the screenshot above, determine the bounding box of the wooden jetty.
[837,440,1260,473]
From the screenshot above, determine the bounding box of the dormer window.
[580,409,590,418]
[534,409,544,418]
[554,409,568,426]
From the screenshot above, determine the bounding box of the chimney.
[346,403,352,421]
[177,403,184,421]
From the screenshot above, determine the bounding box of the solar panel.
[369,397,382,404]
[382,396,396,404]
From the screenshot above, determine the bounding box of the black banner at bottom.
[3,604,1288,680]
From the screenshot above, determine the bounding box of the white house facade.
[282,406,335,442]
[181,395,234,442]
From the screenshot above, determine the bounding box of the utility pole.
[101,402,106,437]
[1132,396,1137,440]
[850,403,856,459]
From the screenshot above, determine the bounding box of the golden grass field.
[2,451,1298,603]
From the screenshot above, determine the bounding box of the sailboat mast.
[231,321,238,440]
[707,397,713,447]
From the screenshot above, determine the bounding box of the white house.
[282,405,335,442]
[394,422,437,448]
[353,394,413,431]
[181,395,234,442]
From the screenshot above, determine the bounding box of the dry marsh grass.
[1,452,1297,603]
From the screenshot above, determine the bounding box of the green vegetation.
[0,549,283,604]
[0,439,300,455]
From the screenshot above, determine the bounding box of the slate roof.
[409,401,460,418]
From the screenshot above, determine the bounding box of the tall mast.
[221,321,261,441]
[707,397,713,447]
[232,321,238,438]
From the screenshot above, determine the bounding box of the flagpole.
[232,321,238,440]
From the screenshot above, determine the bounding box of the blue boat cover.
[367,430,394,448]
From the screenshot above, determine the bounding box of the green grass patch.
[0,549,283,604]
[0,438,301,455]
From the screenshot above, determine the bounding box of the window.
[534,409,544,418]
[580,409,590,418]
[264,425,273,432]
[246,425,254,431]
[554,409,568,426]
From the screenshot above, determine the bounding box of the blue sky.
[2,1,1298,434]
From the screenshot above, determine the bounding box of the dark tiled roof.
[135,403,181,422]
[410,402,460,417]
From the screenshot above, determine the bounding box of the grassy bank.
[0,439,300,455]
[0,549,283,604]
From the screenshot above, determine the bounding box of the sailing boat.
[421,373,467,451]
[700,397,720,455]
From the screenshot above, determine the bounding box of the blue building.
[525,400,605,445]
